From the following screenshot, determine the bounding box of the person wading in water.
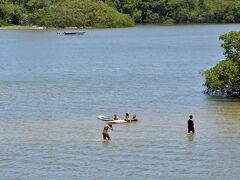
[102,124,113,140]
[188,115,195,134]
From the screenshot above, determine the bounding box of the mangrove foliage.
[204,31,240,97]
[1,0,240,28]
[104,0,240,24]
[0,0,134,28]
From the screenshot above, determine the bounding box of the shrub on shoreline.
[0,0,134,28]
[204,31,240,97]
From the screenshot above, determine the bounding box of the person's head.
[107,124,113,130]
[114,114,117,117]
[133,114,136,118]
[189,115,193,119]
[126,113,129,116]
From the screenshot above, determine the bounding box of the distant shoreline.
[1,23,239,30]
[0,25,87,30]
[0,25,46,30]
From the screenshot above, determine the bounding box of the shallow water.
[0,25,240,179]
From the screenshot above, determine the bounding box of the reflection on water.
[206,96,240,123]
[102,140,110,145]
[212,98,240,116]
[187,133,195,142]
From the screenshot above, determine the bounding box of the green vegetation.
[1,0,240,28]
[104,0,240,24]
[0,0,134,28]
[204,31,240,97]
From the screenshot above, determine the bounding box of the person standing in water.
[102,123,113,140]
[188,115,195,134]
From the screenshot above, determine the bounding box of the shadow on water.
[206,95,240,102]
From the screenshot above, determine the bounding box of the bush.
[29,0,134,28]
[0,19,10,26]
[204,31,240,97]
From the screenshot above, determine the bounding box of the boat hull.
[97,115,127,124]
[64,32,86,35]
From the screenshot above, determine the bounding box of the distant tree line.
[104,0,240,24]
[0,0,134,28]
[0,0,240,28]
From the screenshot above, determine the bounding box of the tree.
[220,31,240,63]
[29,0,134,28]
[204,31,240,97]
[1,0,240,27]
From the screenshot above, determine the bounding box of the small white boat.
[97,115,127,124]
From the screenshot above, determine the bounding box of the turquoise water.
[0,25,240,179]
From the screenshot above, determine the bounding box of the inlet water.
[0,25,240,179]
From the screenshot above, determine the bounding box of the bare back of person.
[102,124,112,140]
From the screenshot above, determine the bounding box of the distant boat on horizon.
[63,31,86,35]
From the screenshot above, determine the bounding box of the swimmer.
[132,114,139,121]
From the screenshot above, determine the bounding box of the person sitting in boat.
[102,123,113,140]
[113,114,119,120]
[125,112,130,120]
[132,114,139,121]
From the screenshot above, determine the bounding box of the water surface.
[0,24,240,179]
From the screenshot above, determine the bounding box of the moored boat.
[63,31,86,35]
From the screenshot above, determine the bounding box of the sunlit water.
[0,25,240,179]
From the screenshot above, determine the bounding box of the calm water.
[0,25,240,179]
